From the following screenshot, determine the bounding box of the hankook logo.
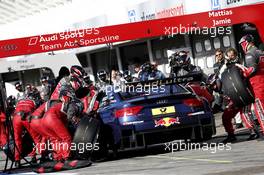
[0,44,18,51]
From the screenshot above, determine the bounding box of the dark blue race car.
[97,78,216,151]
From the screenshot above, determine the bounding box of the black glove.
[67,103,78,120]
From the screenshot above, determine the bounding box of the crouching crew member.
[41,89,84,161]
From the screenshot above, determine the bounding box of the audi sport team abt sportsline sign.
[0,3,264,59]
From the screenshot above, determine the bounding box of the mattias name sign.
[209,10,233,27]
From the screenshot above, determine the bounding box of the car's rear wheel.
[192,125,214,142]
[202,125,214,140]
[71,116,100,160]
[92,123,116,161]
[221,65,255,107]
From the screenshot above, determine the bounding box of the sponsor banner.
[222,0,264,8]
[0,3,264,58]
[211,0,264,10]
[127,0,185,22]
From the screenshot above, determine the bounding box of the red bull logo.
[154,117,180,127]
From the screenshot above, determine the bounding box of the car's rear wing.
[125,73,202,87]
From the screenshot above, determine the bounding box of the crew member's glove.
[71,116,81,125]
[223,95,235,109]
[235,64,254,78]
[67,100,84,120]
[67,103,78,120]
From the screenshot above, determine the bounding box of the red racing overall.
[240,46,264,134]
[0,111,7,147]
[29,102,48,155]
[41,102,72,161]
[13,99,42,161]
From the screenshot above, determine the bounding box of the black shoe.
[247,133,259,140]
[30,157,39,167]
[15,160,21,168]
[31,157,37,163]
[223,134,237,144]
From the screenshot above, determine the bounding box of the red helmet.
[70,65,85,78]
[239,34,254,53]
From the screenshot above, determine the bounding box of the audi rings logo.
[0,44,18,51]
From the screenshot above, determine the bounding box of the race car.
[96,77,216,153]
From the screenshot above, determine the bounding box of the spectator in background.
[111,69,123,87]
[40,77,51,102]
[15,82,24,101]
[213,49,225,74]
[133,64,141,78]
[25,84,32,95]
[211,49,225,113]
[55,66,70,85]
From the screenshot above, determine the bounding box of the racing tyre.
[193,125,214,142]
[221,65,254,107]
[202,126,214,141]
[92,121,115,161]
[72,116,100,160]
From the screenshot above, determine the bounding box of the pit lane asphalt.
[1,113,264,175]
